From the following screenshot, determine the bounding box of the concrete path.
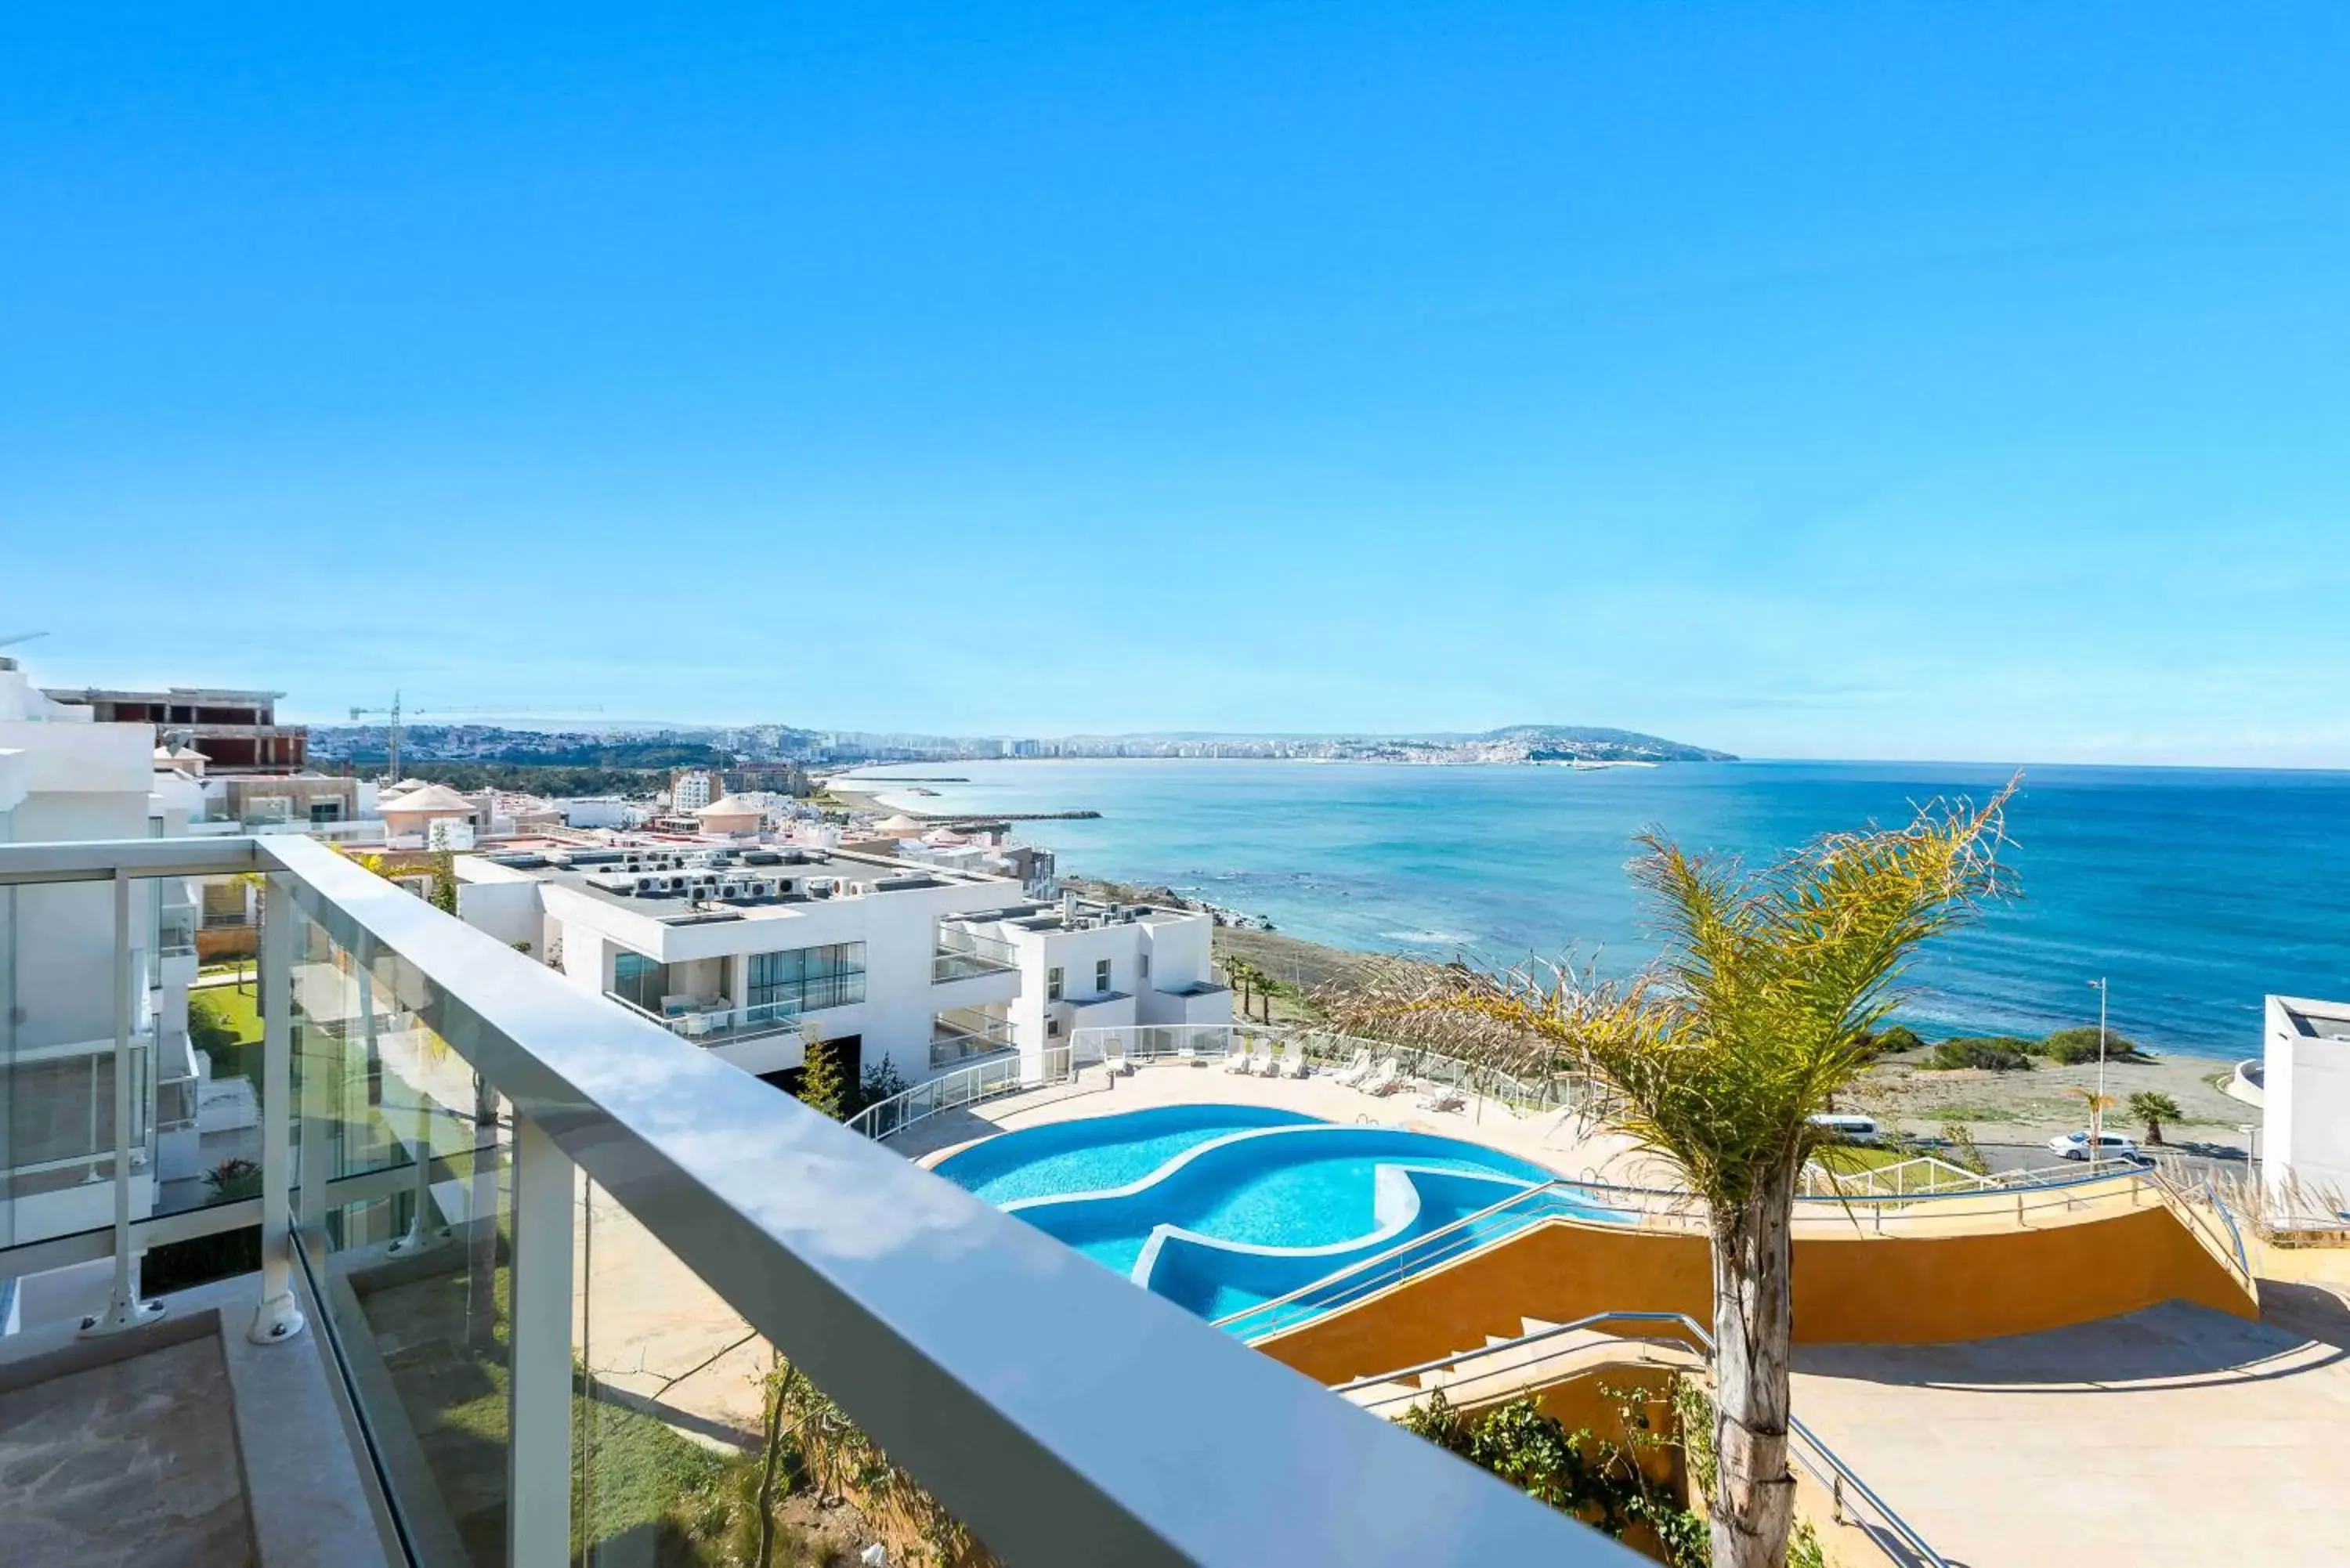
[1791,1292,2350,1566]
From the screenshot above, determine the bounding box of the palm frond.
[1335,780,2019,1210]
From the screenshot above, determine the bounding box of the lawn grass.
[371,1256,735,1561]
[1928,1103,2019,1123]
[1817,1143,1911,1173]
[190,987,266,1085]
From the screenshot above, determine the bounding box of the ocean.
[850,758,2350,1062]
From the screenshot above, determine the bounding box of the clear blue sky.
[5,5,2348,764]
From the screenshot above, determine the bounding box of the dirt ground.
[1842,1046,2253,1156]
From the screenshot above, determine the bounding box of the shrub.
[796,1028,844,1121]
[1939,1119,1990,1174]
[203,1156,263,1201]
[860,1057,911,1108]
[1927,1038,2035,1071]
[2039,1026,2152,1064]
[1875,1024,1926,1055]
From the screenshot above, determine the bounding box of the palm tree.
[1220,954,1257,1018]
[2127,1089,2182,1146]
[1340,789,2011,1568]
[2066,1086,2118,1151]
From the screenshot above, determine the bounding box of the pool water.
[936,1104,1321,1205]
[933,1105,1605,1325]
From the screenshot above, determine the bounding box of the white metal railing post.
[79,869,164,1337]
[248,872,306,1345]
[508,1113,575,1567]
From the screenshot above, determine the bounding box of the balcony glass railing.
[931,928,1021,983]
[605,991,801,1043]
[930,1006,1018,1067]
[0,834,1629,1567]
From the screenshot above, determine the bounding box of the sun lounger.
[1362,1061,1404,1097]
[1415,1083,1465,1112]
[1253,1043,1278,1075]
[1334,1049,1374,1087]
[1284,1047,1312,1079]
[1223,1045,1255,1074]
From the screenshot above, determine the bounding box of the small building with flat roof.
[2262,994,2350,1221]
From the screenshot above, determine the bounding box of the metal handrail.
[845,1046,1071,1140]
[1212,1178,1580,1335]
[1336,1309,1950,1568]
[175,835,1622,1564]
[2143,1165,2256,1288]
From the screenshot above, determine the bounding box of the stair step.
[1337,1378,1422,1408]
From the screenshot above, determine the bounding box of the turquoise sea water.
[856,759,2350,1060]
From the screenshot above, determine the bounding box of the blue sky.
[5,5,2348,764]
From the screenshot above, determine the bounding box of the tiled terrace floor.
[1791,1291,2350,1567]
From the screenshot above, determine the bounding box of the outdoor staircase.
[1338,1313,1706,1419]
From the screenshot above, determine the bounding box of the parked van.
[1806,1112,1881,1144]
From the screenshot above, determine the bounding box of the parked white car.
[2046,1129,2142,1162]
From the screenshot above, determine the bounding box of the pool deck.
[888,1058,1673,1187]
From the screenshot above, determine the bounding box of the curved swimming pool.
[933,1105,1615,1324]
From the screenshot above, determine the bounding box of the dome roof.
[696,794,764,817]
[381,782,472,813]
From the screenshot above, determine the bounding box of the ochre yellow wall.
[1259,1203,2255,1386]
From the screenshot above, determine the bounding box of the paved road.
[1972,1139,2251,1184]
[1793,1294,2350,1567]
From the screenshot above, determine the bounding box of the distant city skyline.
[7,6,2349,767]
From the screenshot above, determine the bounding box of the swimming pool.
[932,1105,1614,1325]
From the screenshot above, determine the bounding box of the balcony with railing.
[931,926,1022,985]
[603,988,802,1045]
[0,834,1629,1566]
[931,1004,1018,1068]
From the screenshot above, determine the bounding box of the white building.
[550,795,649,831]
[671,769,716,812]
[453,841,1037,1091]
[0,659,201,1248]
[2261,995,2350,1218]
[939,892,1229,1078]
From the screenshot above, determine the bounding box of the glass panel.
[298,905,518,1565]
[748,943,866,1014]
[573,1173,761,1565]
[572,1172,991,1567]
[612,951,669,1014]
[0,875,183,1250]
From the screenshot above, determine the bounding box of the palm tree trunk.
[1708,1158,1799,1568]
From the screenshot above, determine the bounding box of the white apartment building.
[670,769,716,812]
[2260,994,2350,1217]
[453,842,1036,1091]
[0,659,203,1247]
[940,892,1230,1078]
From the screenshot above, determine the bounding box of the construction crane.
[345,691,603,781]
[0,630,48,670]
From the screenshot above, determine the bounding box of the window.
[748,942,869,1013]
[1047,1017,1062,1039]
[1095,958,1112,994]
[612,950,670,1013]
[1139,952,1150,980]
[1047,966,1064,1002]
[309,800,343,824]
